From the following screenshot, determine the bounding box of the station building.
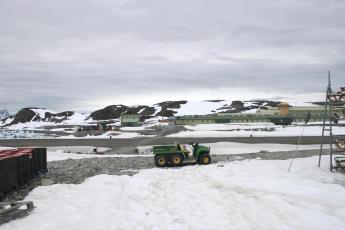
[121,114,141,127]
[175,103,343,125]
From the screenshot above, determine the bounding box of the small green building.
[121,114,140,127]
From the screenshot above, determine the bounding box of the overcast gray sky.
[1,0,345,112]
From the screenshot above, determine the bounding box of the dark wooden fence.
[0,148,47,199]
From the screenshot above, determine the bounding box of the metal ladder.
[318,71,345,171]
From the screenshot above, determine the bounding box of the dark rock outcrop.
[140,107,156,116]
[262,101,281,107]
[45,111,75,123]
[88,105,158,120]
[3,108,78,126]
[9,108,37,125]
[0,115,14,125]
[205,100,225,103]
[231,100,244,108]
[89,101,187,120]
[89,105,129,120]
[155,101,187,117]
[217,100,282,114]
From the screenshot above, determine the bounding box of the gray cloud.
[1,0,345,112]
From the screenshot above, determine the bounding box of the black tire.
[170,154,184,167]
[154,155,168,167]
[198,154,211,165]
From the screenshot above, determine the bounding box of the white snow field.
[168,123,345,138]
[3,156,345,230]
[173,100,231,116]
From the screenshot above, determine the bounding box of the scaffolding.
[318,71,345,172]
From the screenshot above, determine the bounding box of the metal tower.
[318,71,345,171]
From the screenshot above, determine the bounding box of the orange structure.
[278,102,289,116]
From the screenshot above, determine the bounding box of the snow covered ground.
[59,131,155,139]
[168,123,345,138]
[0,129,55,139]
[46,150,150,162]
[0,128,155,139]
[0,146,15,151]
[3,156,345,230]
[173,100,230,116]
[120,126,147,131]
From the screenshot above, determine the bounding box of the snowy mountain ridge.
[0,100,317,127]
[0,107,89,127]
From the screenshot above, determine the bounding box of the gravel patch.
[1,149,326,202]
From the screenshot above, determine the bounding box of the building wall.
[121,115,140,126]
[175,106,344,125]
[278,103,289,116]
[175,114,273,125]
[175,119,215,125]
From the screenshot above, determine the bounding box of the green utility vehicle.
[153,143,211,167]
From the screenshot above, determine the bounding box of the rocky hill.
[1,99,295,127]
[89,105,154,120]
[88,101,187,120]
[0,108,86,126]
[214,100,281,113]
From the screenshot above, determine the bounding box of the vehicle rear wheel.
[170,154,183,167]
[199,154,211,165]
[154,155,168,167]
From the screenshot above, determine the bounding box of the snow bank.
[5,121,57,130]
[0,146,15,151]
[137,145,154,155]
[46,150,150,162]
[60,131,154,139]
[120,127,146,131]
[61,113,89,125]
[4,156,345,230]
[184,123,274,131]
[168,124,345,137]
[47,146,111,154]
[173,100,229,116]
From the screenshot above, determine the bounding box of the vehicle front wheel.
[154,155,168,167]
[170,154,183,167]
[198,154,211,165]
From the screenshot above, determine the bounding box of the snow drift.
[3,156,345,230]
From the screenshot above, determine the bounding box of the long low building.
[175,114,292,125]
[175,103,344,125]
